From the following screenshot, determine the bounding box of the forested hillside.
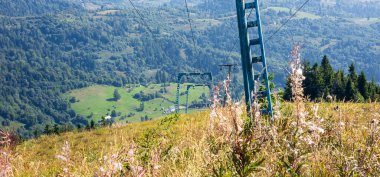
[0,0,379,136]
[0,0,81,16]
[0,2,234,136]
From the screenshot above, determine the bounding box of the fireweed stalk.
[56,141,73,177]
[0,130,15,177]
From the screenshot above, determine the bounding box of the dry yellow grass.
[4,102,380,176]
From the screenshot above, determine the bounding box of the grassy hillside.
[3,102,379,176]
[65,83,211,122]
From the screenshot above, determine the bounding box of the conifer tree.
[33,129,39,138]
[320,55,334,96]
[332,70,346,100]
[302,61,314,99]
[113,89,121,101]
[284,59,379,102]
[345,79,355,101]
[348,64,358,86]
[90,120,95,129]
[44,124,51,135]
[283,76,292,101]
[53,124,60,135]
[345,79,363,102]
[111,110,117,117]
[309,63,324,100]
[358,71,368,100]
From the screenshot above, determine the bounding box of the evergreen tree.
[345,79,355,101]
[320,55,334,96]
[283,76,292,101]
[43,125,51,135]
[285,60,379,102]
[332,70,346,100]
[348,64,358,86]
[69,97,76,103]
[90,119,95,129]
[113,89,121,101]
[302,61,313,99]
[111,110,117,117]
[33,129,39,138]
[345,79,363,102]
[85,124,90,130]
[357,71,368,100]
[53,124,59,135]
[309,63,324,100]
[368,80,380,101]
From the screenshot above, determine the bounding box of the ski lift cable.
[127,0,201,74]
[265,0,312,43]
[127,0,155,35]
[184,0,198,51]
[127,0,179,66]
[230,0,310,73]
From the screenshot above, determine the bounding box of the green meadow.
[64,83,211,122]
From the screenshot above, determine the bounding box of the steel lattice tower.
[235,0,273,118]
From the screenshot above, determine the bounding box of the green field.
[267,7,321,20]
[349,17,380,25]
[64,83,211,122]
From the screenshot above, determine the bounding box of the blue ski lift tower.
[235,0,273,118]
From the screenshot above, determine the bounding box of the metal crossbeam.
[176,72,213,113]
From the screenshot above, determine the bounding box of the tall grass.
[3,100,380,176]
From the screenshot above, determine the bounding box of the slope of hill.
[4,102,380,176]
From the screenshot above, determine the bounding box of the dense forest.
[0,0,82,16]
[0,0,379,136]
[283,56,380,101]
